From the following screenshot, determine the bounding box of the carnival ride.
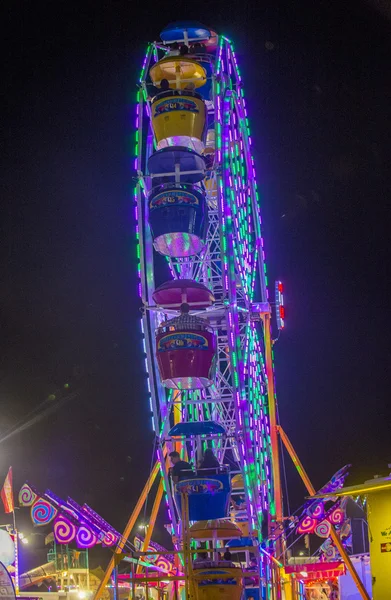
[98,19,370,600]
[10,20,379,600]
[130,19,289,600]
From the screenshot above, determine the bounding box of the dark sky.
[1,0,391,571]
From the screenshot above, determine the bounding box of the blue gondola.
[169,422,226,437]
[160,22,211,44]
[175,473,231,521]
[148,183,207,257]
[148,147,205,185]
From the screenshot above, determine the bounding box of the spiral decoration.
[156,555,172,573]
[329,507,345,526]
[31,499,57,526]
[76,526,97,549]
[310,502,324,520]
[324,545,337,560]
[321,539,337,560]
[297,516,317,534]
[340,520,351,540]
[19,484,37,507]
[54,515,77,544]
[318,465,350,495]
[146,544,159,564]
[102,531,118,547]
[315,520,331,538]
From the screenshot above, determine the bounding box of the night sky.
[2,0,391,571]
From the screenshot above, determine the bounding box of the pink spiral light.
[31,499,57,526]
[311,502,324,520]
[315,520,331,538]
[297,516,317,534]
[328,507,345,525]
[76,526,97,549]
[321,539,337,560]
[102,531,118,547]
[156,556,172,572]
[19,484,37,507]
[54,516,77,544]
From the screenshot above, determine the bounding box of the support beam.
[181,493,191,600]
[94,461,160,600]
[277,426,317,496]
[277,426,371,600]
[136,479,164,574]
[262,313,283,548]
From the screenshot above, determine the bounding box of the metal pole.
[94,461,160,600]
[12,511,19,595]
[136,479,164,574]
[262,312,283,552]
[181,494,189,600]
[131,560,136,600]
[113,567,119,600]
[145,566,148,600]
[181,493,193,600]
[277,426,314,495]
[277,426,371,600]
[86,548,90,591]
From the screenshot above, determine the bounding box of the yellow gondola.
[190,519,243,540]
[150,57,207,90]
[193,566,243,600]
[151,94,206,149]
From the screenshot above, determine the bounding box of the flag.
[1,468,14,513]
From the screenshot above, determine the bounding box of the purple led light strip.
[221,38,274,520]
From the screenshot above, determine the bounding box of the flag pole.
[1,467,18,594]
[12,508,19,595]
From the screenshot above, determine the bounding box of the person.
[165,303,208,332]
[160,78,170,92]
[148,78,171,102]
[179,44,189,56]
[232,494,246,510]
[169,451,193,483]
[243,557,259,587]
[194,43,207,55]
[156,78,173,99]
[221,550,234,567]
[166,42,180,57]
[198,448,220,476]
[193,551,208,567]
[190,43,202,54]
[183,82,196,95]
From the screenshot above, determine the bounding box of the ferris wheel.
[134,20,286,573]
